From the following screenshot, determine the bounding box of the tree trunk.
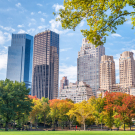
[101,122,102,129]
[44,114,46,128]
[13,119,15,129]
[84,122,85,131]
[130,124,131,131]
[124,123,125,131]
[36,116,38,129]
[5,121,8,131]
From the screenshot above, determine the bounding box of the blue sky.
[0,0,135,84]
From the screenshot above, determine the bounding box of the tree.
[104,92,116,130]
[0,79,33,131]
[55,0,135,46]
[29,97,42,129]
[89,96,105,129]
[113,112,122,130]
[57,99,74,129]
[0,79,15,131]
[114,94,135,131]
[40,97,50,128]
[13,81,33,130]
[67,100,94,130]
[49,99,61,130]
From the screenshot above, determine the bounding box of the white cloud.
[59,64,77,83]
[31,19,36,22]
[79,20,85,27]
[17,24,24,28]
[60,48,72,52]
[49,19,61,29]
[0,31,5,45]
[37,3,42,6]
[116,75,119,80]
[40,18,45,22]
[27,28,35,33]
[114,54,119,71]
[31,12,34,15]
[42,13,47,17]
[52,3,64,12]
[111,33,122,37]
[38,25,46,29]
[0,25,15,32]
[15,3,21,8]
[0,54,7,70]
[67,33,74,36]
[49,15,69,34]
[4,32,11,41]
[28,23,31,27]
[130,49,135,59]
[38,11,42,14]
[0,31,11,45]
[18,29,26,33]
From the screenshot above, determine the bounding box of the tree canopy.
[55,0,135,46]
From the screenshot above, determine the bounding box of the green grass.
[0,131,135,135]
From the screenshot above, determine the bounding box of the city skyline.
[0,0,135,84]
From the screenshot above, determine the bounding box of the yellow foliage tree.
[67,100,94,130]
[29,97,42,129]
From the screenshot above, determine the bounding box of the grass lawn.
[0,131,135,135]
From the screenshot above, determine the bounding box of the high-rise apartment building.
[119,51,135,88]
[100,55,116,91]
[77,38,105,96]
[6,34,33,91]
[32,30,59,99]
[60,76,69,92]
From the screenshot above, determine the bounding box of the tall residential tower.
[77,38,105,96]
[119,51,135,88]
[6,34,33,91]
[32,30,59,99]
[100,55,116,91]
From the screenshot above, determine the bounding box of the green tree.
[0,79,33,131]
[13,81,33,130]
[113,113,122,130]
[55,0,135,46]
[0,79,15,131]
[89,96,105,129]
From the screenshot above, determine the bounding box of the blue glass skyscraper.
[6,34,33,93]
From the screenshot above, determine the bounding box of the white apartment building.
[59,81,93,103]
[100,55,116,91]
[119,51,135,88]
[77,38,105,96]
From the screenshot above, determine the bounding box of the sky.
[0,0,135,84]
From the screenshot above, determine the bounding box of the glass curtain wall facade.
[6,34,33,93]
[77,38,105,96]
[32,30,59,99]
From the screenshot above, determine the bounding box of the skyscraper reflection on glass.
[6,34,33,94]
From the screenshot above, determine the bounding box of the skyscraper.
[119,51,135,88]
[32,30,59,99]
[100,55,116,91]
[77,38,105,96]
[6,34,33,91]
[60,76,69,92]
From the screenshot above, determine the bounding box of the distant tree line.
[0,79,135,131]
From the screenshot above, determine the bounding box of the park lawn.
[0,131,135,135]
